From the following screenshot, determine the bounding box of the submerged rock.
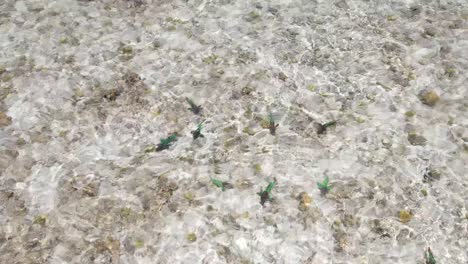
[423,169,441,183]
[298,192,312,211]
[399,210,413,223]
[408,132,427,146]
[186,232,197,242]
[95,237,120,262]
[418,90,440,106]
[0,112,12,127]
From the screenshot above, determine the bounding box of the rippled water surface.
[0,0,467,263]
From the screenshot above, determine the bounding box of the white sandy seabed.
[0,0,467,263]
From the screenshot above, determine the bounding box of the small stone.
[253,164,262,174]
[59,37,68,44]
[278,72,287,81]
[445,67,457,78]
[245,11,260,22]
[298,192,312,211]
[260,119,270,129]
[82,183,98,197]
[123,71,141,86]
[25,239,40,249]
[355,116,366,123]
[224,137,241,149]
[103,88,121,101]
[16,137,26,145]
[419,90,440,106]
[5,191,14,198]
[423,169,441,183]
[95,237,120,257]
[236,179,252,190]
[202,54,219,64]
[58,130,68,138]
[342,214,359,227]
[120,208,132,218]
[241,211,249,219]
[381,138,392,148]
[421,189,428,196]
[408,132,427,146]
[307,84,316,91]
[0,112,12,127]
[223,124,237,133]
[144,145,156,153]
[404,111,415,118]
[399,210,413,223]
[120,46,133,55]
[186,232,197,242]
[241,86,255,96]
[242,127,255,136]
[370,219,391,238]
[153,39,163,48]
[31,133,49,144]
[134,239,144,248]
[33,215,47,225]
[424,26,437,37]
[184,192,195,202]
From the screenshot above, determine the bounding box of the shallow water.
[0,0,467,263]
